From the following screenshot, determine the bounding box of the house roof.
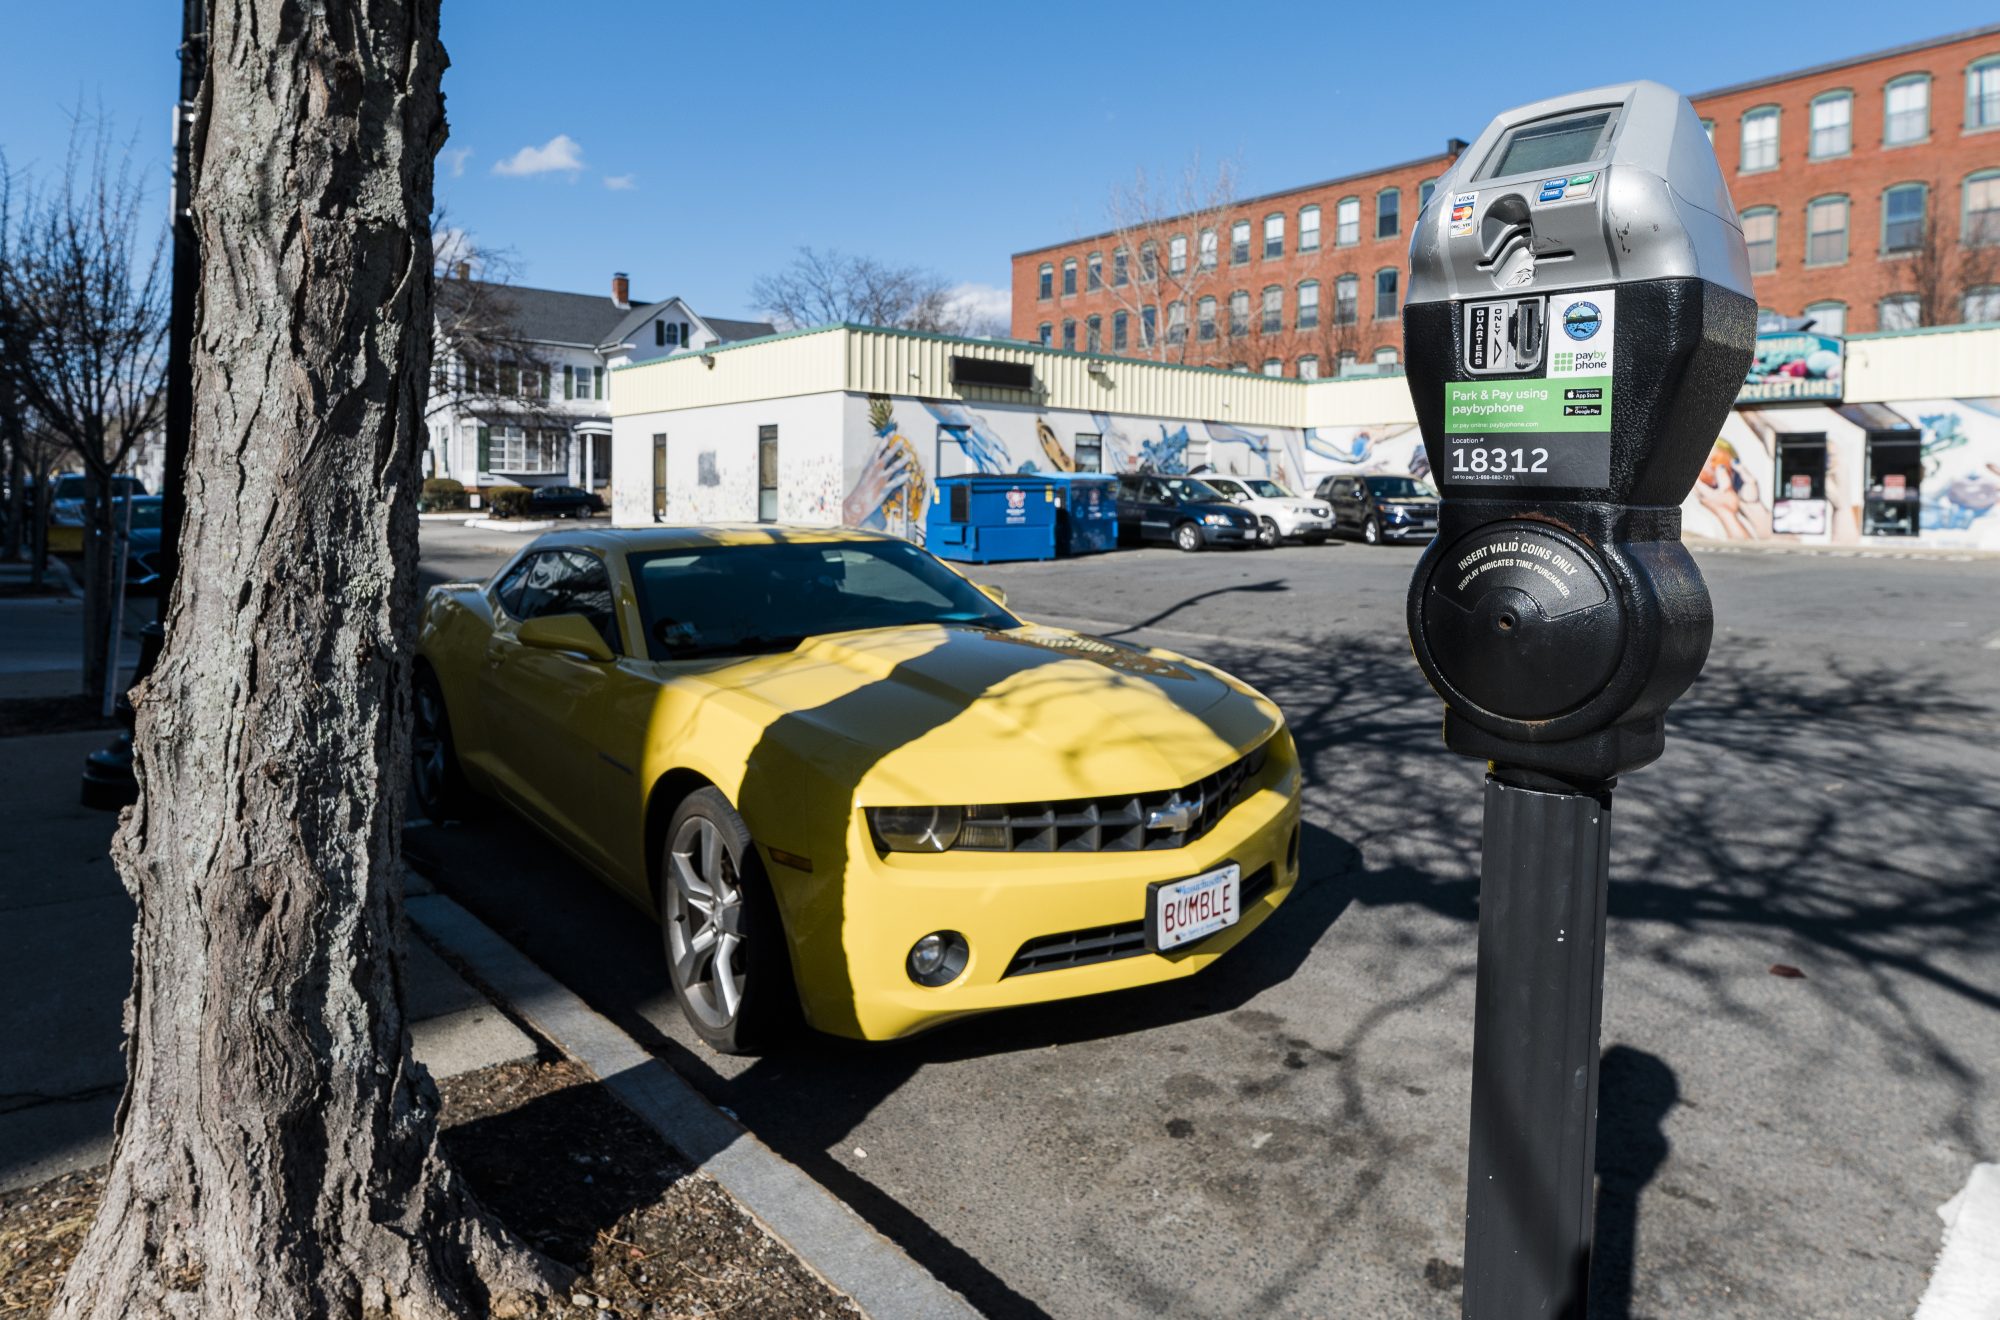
[435,278,642,348]
[705,315,779,343]
[600,298,777,349]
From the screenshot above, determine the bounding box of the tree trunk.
[54,4,562,1316]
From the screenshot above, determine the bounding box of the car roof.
[525,523,910,555]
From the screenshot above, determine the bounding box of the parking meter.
[1399,82,1755,1318]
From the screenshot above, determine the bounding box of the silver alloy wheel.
[1175,521,1202,552]
[1259,517,1281,549]
[1363,516,1381,545]
[412,679,447,813]
[666,815,746,1030]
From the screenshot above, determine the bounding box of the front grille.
[952,739,1269,854]
[1001,864,1277,978]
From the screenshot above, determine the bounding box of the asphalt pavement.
[413,519,2000,1319]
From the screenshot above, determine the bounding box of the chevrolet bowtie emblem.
[1146,793,1202,832]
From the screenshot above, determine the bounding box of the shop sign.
[1739,331,1844,404]
[1883,474,1907,500]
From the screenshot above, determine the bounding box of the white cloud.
[492,134,585,177]
[441,146,473,178]
[433,226,474,272]
[603,173,637,191]
[948,281,1013,330]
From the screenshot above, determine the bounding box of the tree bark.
[54,3,562,1316]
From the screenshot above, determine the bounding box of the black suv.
[1115,474,1259,551]
[1313,474,1439,545]
[526,485,606,519]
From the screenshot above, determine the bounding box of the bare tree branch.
[751,246,1000,336]
[1099,153,1241,364]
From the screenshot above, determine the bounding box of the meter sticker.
[1449,192,1477,237]
[1440,289,1617,488]
[1548,290,1615,379]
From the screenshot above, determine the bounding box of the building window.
[1335,274,1358,324]
[1073,434,1103,472]
[1087,252,1103,292]
[1336,196,1360,246]
[1884,75,1930,145]
[666,322,682,348]
[1701,118,1715,143]
[1197,296,1217,341]
[1740,106,1779,172]
[1113,310,1129,350]
[1198,228,1217,270]
[1418,179,1437,213]
[1139,242,1158,283]
[651,433,668,520]
[1967,171,2000,244]
[1878,293,1921,330]
[1298,355,1320,380]
[1803,301,1847,337]
[1038,264,1053,299]
[1775,434,1827,503]
[1062,259,1077,296]
[1141,305,1157,346]
[1374,346,1400,367]
[490,425,568,474]
[1261,285,1282,334]
[1374,268,1399,319]
[1166,301,1186,345]
[1112,247,1129,287]
[1038,322,1053,348]
[1756,306,1788,334]
[1062,319,1076,351]
[1376,189,1400,239]
[1336,350,1358,374]
[1742,206,1778,273]
[1970,57,2000,130]
[1966,285,2000,322]
[757,425,778,522]
[1806,196,1848,265]
[1231,220,1251,264]
[1297,280,1320,330]
[1229,289,1249,338]
[1263,213,1284,259]
[1261,358,1282,377]
[1808,91,1852,159]
[1168,234,1188,276]
[1882,183,1927,251]
[1299,205,1320,252]
[1086,314,1102,353]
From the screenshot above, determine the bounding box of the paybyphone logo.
[1563,302,1603,340]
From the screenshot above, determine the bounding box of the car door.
[478,548,628,875]
[1138,477,1178,541]
[1330,478,1360,532]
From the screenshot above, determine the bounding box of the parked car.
[1196,474,1335,547]
[525,484,606,519]
[46,473,148,554]
[415,526,1301,1052]
[119,496,166,592]
[1314,474,1440,545]
[1114,474,1260,551]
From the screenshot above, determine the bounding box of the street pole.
[1460,770,1613,1318]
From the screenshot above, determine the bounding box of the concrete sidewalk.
[0,558,148,701]
[0,731,536,1191]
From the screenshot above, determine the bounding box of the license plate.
[1147,863,1242,953]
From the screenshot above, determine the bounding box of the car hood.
[685,622,1280,805]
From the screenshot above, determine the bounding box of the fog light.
[906,931,968,987]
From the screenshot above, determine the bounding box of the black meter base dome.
[1445,711,1666,783]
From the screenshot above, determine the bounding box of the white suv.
[1197,474,1334,548]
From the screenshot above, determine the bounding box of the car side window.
[509,550,622,654]
[492,554,540,618]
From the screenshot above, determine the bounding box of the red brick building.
[1010,23,2000,375]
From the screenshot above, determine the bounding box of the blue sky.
[3,2,1995,325]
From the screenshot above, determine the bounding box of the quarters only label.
[1442,289,1616,488]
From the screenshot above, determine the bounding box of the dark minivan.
[1115,474,1260,551]
[1314,474,1439,545]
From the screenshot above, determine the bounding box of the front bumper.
[1381,520,1436,542]
[1276,513,1333,538]
[787,732,1303,1041]
[1199,523,1257,545]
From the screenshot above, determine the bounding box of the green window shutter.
[476,424,491,474]
[563,365,573,399]
[593,367,604,401]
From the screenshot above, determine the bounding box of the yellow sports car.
[414,525,1300,1052]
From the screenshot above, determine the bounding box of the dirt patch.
[1,1058,860,1318]
[0,696,118,739]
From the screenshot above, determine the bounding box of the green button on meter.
[1569,172,1596,185]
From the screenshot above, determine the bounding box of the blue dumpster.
[1043,472,1120,556]
[926,474,1060,563]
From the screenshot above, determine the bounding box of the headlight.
[1202,513,1231,525]
[868,806,963,852]
[1312,506,1331,518]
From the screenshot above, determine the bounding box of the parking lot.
[416,521,2000,1318]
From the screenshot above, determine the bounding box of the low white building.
[424,272,773,499]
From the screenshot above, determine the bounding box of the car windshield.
[1159,477,1224,503]
[124,501,163,530]
[627,539,1019,660]
[1244,478,1293,498]
[1366,477,1437,499]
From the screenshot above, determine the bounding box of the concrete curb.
[405,889,981,1320]
[1685,536,2000,561]
[462,516,559,533]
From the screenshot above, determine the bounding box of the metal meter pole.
[1461,769,1613,1319]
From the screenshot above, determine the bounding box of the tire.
[1362,516,1381,546]
[1256,517,1282,549]
[411,666,473,823]
[1173,521,1204,552]
[659,788,796,1055]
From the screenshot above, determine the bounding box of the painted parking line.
[1914,1162,2000,1319]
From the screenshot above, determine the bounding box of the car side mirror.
[516,612,616,662]
[975,582,1008,607]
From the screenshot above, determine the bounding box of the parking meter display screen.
[1482,110,1613,180]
